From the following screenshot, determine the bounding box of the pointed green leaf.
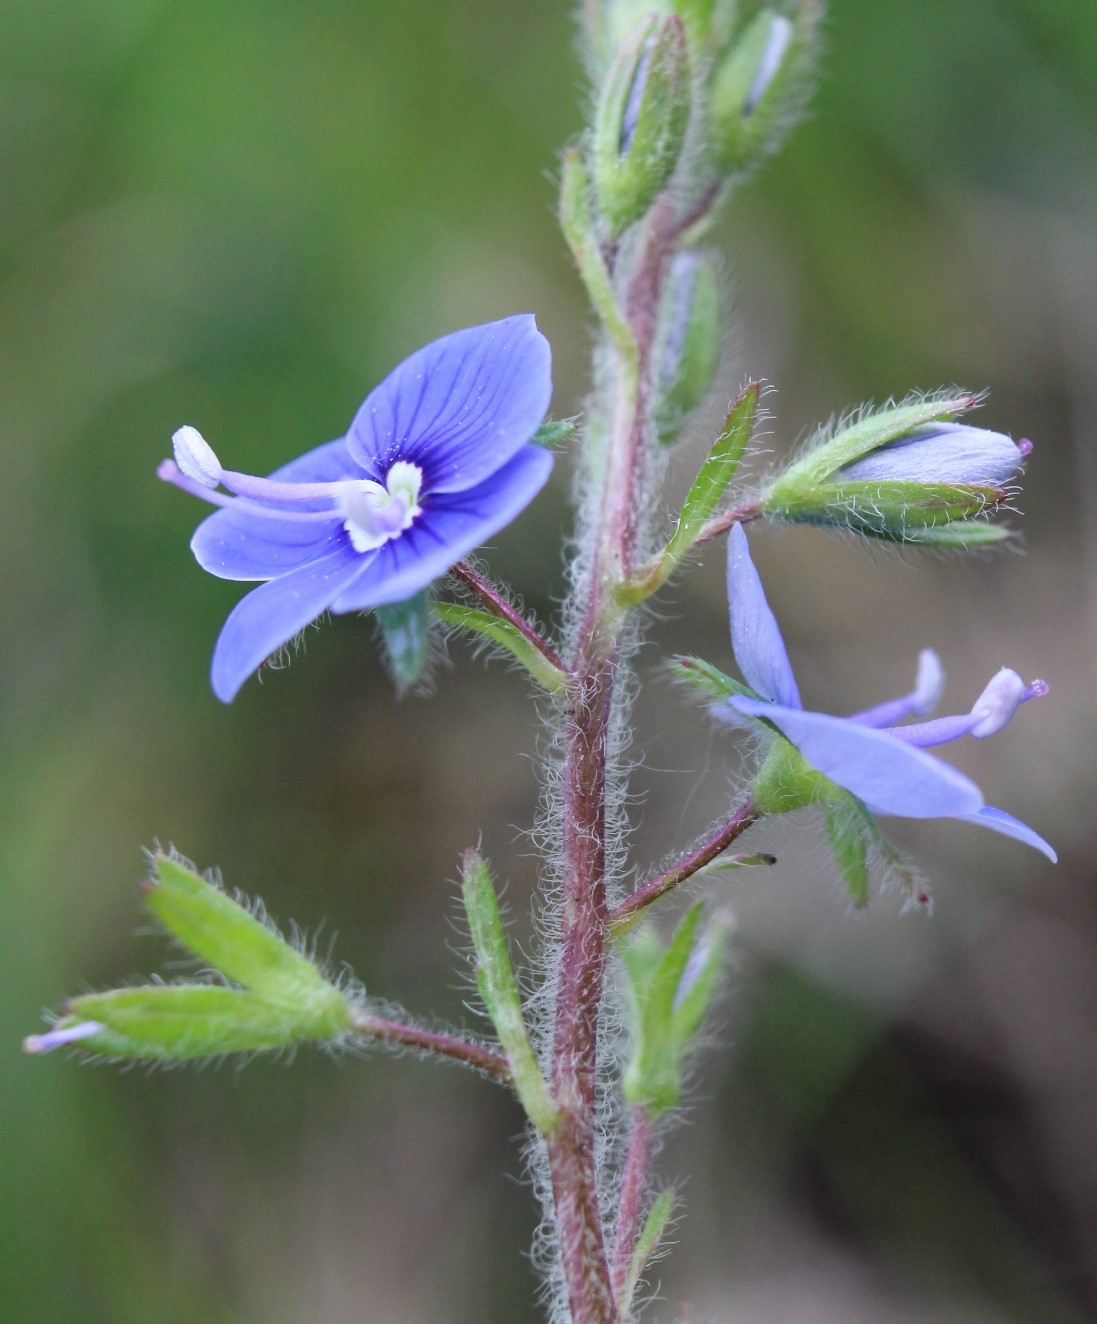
[461,850,559,1134]
[531,418,577,448]
[618,1189,676,1316]
[435,602,566,693]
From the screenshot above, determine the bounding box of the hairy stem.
[450,559,566,673]
[610,1108,654,1306]
[610,799,759,928]
[353,1013,512,1084]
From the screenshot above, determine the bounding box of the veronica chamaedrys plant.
[26,6,1059,1322]
[159,316,554,701]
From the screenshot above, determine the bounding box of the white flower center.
[339,461,423,554]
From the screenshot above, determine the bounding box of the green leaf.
[892,519,1015,548]
[376,591,430,690]
[618,1189,676,1316]
[435,602,566,693]
[765,478,1003,537]
[460,850,559,1134]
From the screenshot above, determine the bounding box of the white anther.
[172,426,223,488]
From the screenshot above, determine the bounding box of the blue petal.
[345,317,552,495]
[331,444,553,612]
[192,439,359,581]
[210,544,369,702]
[730,697,985,818]
[958,806,1057,862]
[726,524,802,709]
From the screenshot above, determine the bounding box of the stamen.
[970,670,1046,738]
[172,426,222,488]
[158,460,346,522]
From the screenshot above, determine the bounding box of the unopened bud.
[656,252,721,443]
[764,399,1026,543]
[709,8,816,174]
[594,15,692,236]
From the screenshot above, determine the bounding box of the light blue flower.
[722,523,1055,861]
[161,317,553,702]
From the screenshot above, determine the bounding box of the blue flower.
[160,317,554,702]
[835,421,1029,487]
[722,523,1055,861]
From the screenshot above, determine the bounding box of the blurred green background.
[3,1,1095,1320]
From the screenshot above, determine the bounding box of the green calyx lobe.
[50,854,356,1061]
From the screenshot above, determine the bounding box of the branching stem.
[450,559,566,673]
[611,799,759,929]
[353,1013,512,1085]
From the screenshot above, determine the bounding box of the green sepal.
[435,602,566,694]
[460,850,559,1135]
[622,383,758,603]
[617,1188,676,1315]
[531,418,577,448]
[560,147,637,364]
[594,15,692,236]
[145,853,352,1021]
[667,653,761,704]
[656,256,722,444]
[376,591,431,691]
[765,478,1004,538]
[825,801,870,907]
[622,902,727,1113]
[771,395,974,494]
[889,519,1015,548]
[709,6,819,175]
[750,736,834,815]
[54,984,351,1061]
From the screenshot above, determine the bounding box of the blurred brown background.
[2,1,1095,1320]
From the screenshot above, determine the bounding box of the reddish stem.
[353,1013,512,1085]
[450,559,566,673]
[611,799,759,927]
[610,1108,654,1304]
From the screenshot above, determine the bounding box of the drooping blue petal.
[192,439,358,581]
[210,545,369,702]
[345,317,552,494]
[729,696,985,818]
[726,524,802,709]
[330,444,554,612]
[958,806,1057,862]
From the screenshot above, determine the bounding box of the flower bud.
[593,15,692,236]
[621,902,729,1113]
[764,398,1027,543]
[38,985,348,1061]
[655,252,721,443]
[709,7,817,175]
